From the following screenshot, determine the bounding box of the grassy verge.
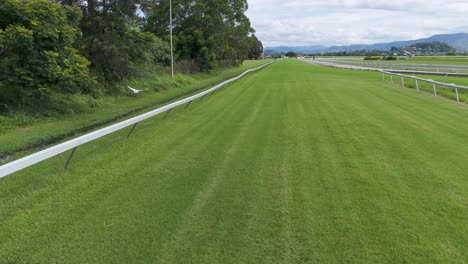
[0,60,466,262]
[0,60,272,158]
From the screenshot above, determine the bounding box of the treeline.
[390,41,458,55]
[0,0,263,114]
[307,42,461,57]
[410,41,456,52]
[308,50,387,57]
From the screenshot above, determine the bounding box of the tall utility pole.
[169,0,174,78]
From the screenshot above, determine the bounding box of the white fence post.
[456,88,460,103]
[415,79,419,92]
[401,76,405,87]
[433,83,437,96]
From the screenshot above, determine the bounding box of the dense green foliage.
[382,55,398,60]
[285,51,298,58]
[248,34,264,59]
[0,0,96,112]
[409,41,456,52]
[390,41,458,56]
[64,0,171,89]
[144,0,258,72]
[0,0,263,114]
[362,55,398,61]
[0,61,466,262]
[363,56,381,60]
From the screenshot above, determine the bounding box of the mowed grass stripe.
[0,66,274,261]
[0,60,467,263]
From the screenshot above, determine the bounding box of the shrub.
[364,56,382,60]
[383,56,398,61]
[0,0,97,113]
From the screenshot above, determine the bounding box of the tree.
[248,34,263,59]
[144,0,255,72]
[57,0,170,91]
[409,41,457,54]
[286,51,298,58]
[0,0,96,111]
[0,0,261,115]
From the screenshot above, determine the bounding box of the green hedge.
[364,56,382,60]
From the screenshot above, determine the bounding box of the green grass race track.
[0,60,467,263]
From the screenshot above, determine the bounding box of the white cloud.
[246,0,468,47]
[285,0,468,13]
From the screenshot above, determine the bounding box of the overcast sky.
[246,0,468,47]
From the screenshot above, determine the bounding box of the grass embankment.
[0,60,467,263]
[0,60,271,157]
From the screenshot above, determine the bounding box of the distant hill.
[264,45,327,54]
[265,33,468,55]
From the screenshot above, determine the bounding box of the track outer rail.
[315,58,468,75]
[301,58,468,102]
[380,70,468,91]
[379,70,468,103]
[0,60,276,179]
[303,59,468,77]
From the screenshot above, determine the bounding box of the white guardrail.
[381,70,468,103]
[317,58,468,73]
[302,58,468,103]
[0,60,276,179]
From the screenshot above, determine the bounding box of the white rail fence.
[380,70,468,103]
[317,58,468,73]
[301,58,468,101]
[0,60,276,179]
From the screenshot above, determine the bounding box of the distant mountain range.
[265,33,468,54]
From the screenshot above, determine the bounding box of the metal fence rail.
[381,70,468,103]
[301,58,468,103]
[0,60,276,179]
[317,58,468,74]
